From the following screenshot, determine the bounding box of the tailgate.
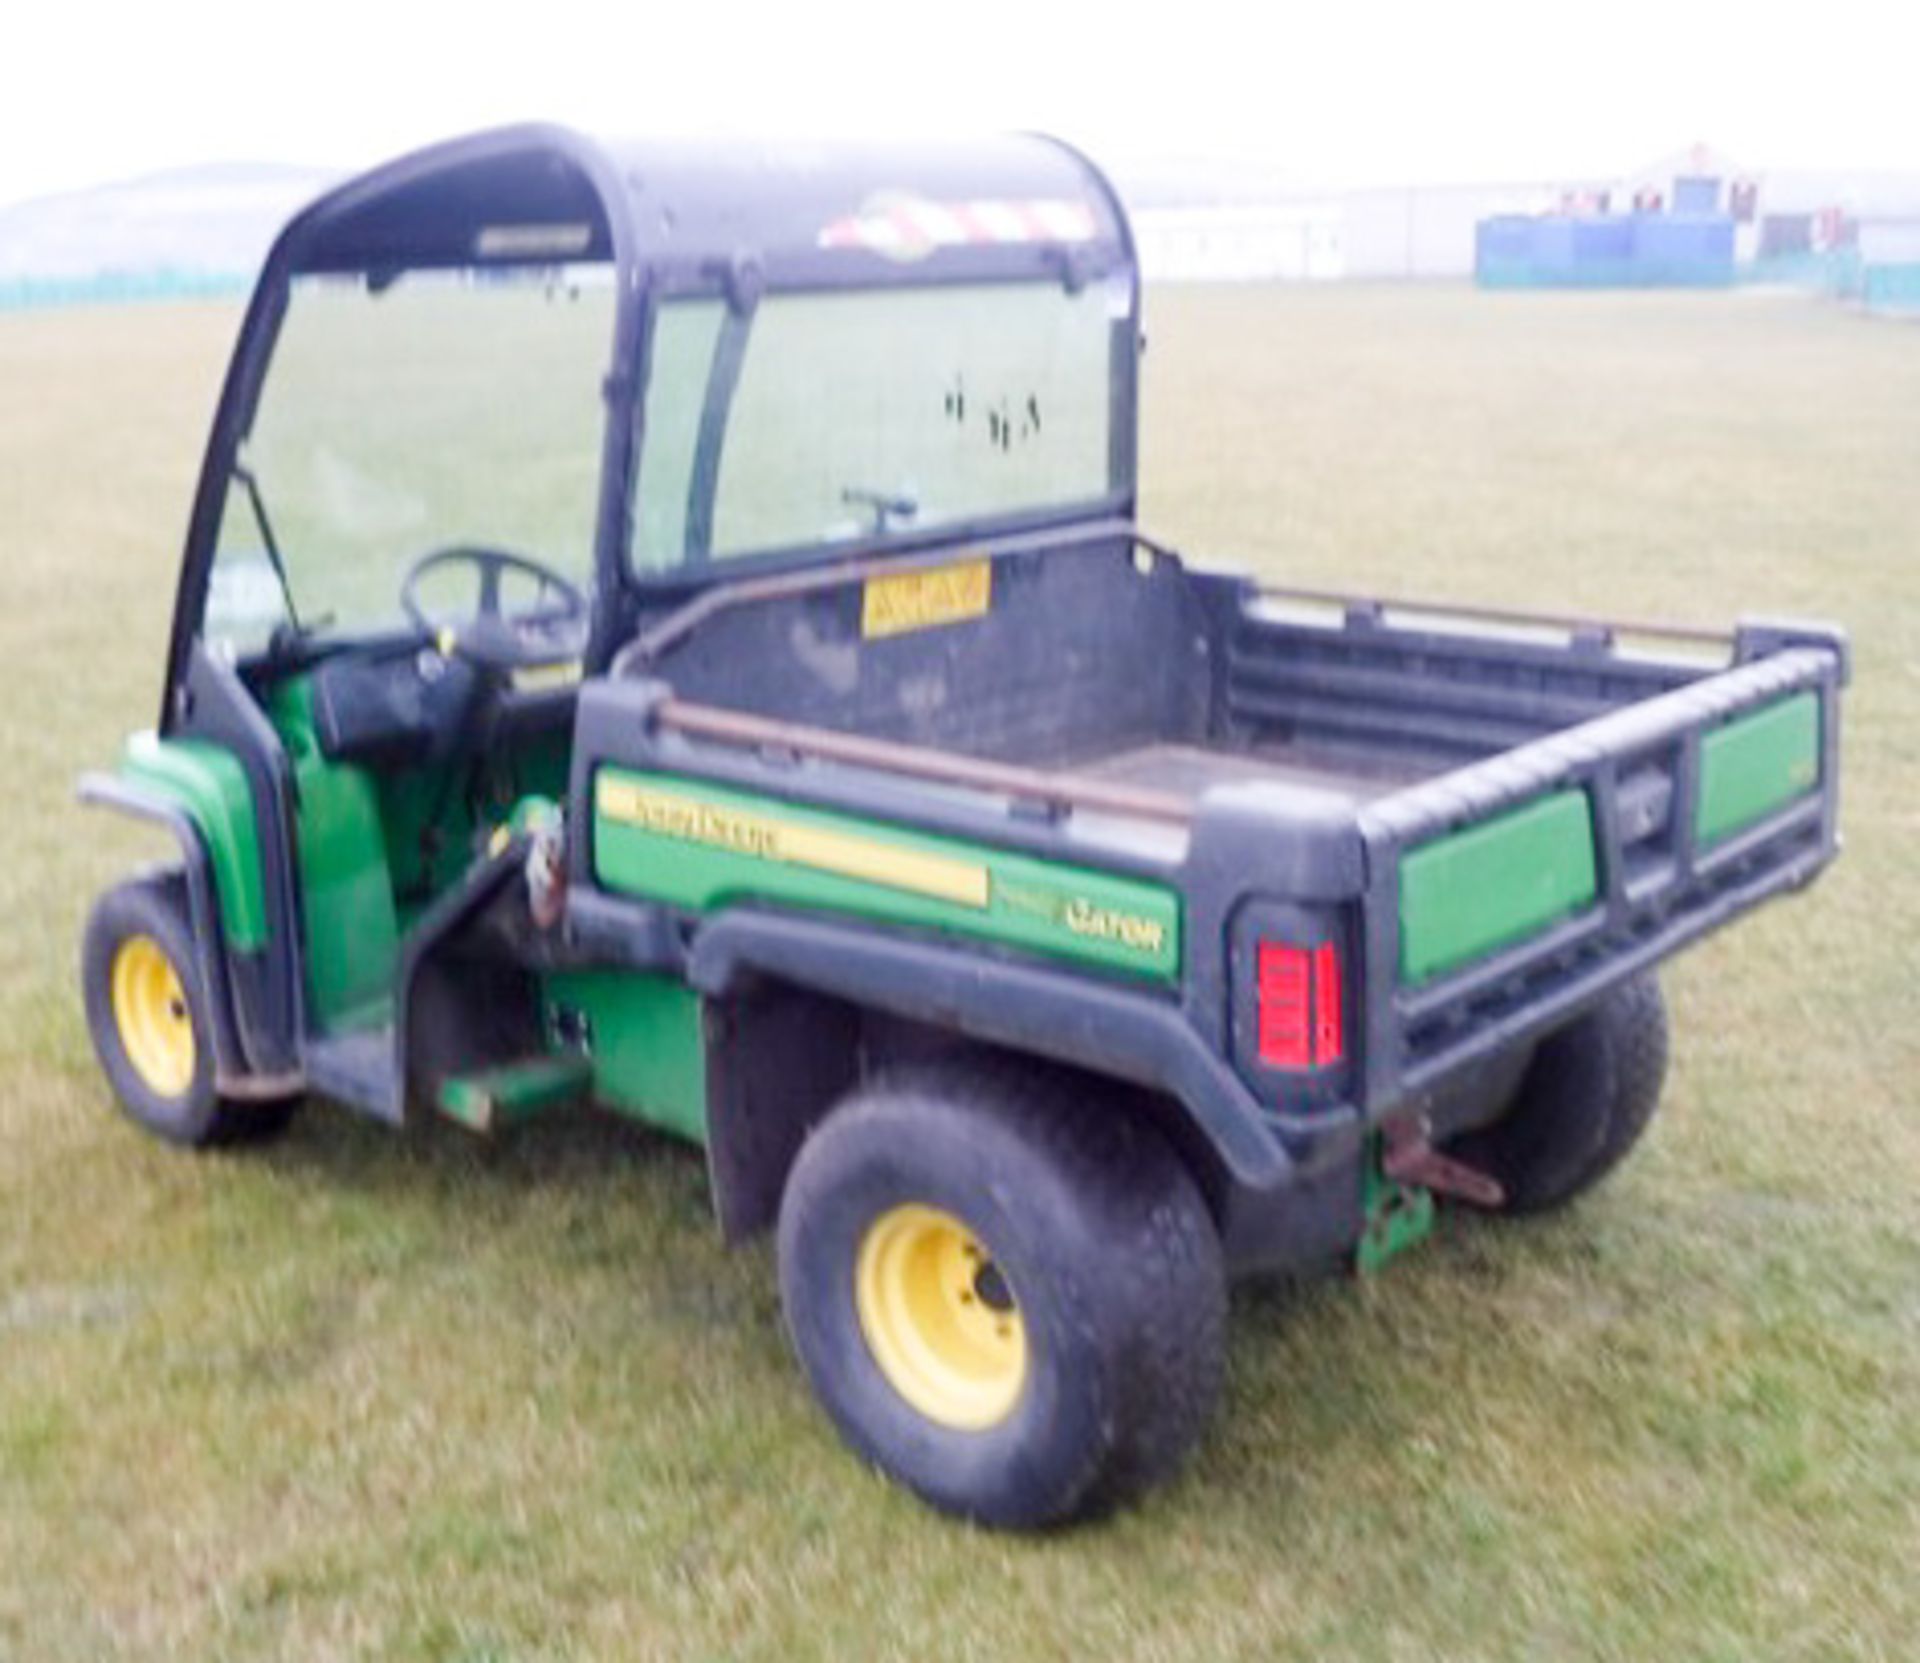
[1355,637,1844,1112]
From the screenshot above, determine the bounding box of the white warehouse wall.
[1132,185,1562,282]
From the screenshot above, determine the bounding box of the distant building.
[1131,202,1343,281]
[1120,145,1920,287]
[1131,183,1571,283]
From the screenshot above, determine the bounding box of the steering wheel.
[400,545,589,673]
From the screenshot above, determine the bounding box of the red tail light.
[1256,943,1311,1067]
[1313,940,1345,1065]
[1257,939,1346,1070]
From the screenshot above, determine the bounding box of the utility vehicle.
[80,126,1846,1527]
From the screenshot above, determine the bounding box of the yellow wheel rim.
[854,1202,1028,1430]
[109,935,196,1098]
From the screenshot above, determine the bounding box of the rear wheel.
[1448,973,1669,1215]
[82,875,298,1147]
[777,1058,1225,1528]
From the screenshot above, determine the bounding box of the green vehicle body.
[90,645,1843,1272]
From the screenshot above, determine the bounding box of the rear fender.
[683,908,1335,1199]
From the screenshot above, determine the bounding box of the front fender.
[76,770,275,1094]
[112,732,268,951]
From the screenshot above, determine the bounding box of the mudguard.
[78,740,295,1097]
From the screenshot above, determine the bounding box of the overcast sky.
[4,0,1917,208]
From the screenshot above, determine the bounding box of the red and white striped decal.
[818,194,1098,260]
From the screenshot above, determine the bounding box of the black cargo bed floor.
[1066,742,1432,806]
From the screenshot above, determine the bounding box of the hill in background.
[0,163,338,300]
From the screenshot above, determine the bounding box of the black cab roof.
[274,124,1133,289]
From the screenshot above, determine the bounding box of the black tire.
[1448,973,1669,1215]
[777,1058,1226,1529]
[81,874,299,1148]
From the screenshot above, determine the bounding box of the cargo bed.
[603,525,1845,1124]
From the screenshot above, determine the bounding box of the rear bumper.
[1352,641,1843,1118]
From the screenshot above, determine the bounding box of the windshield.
[206,266,614,654]
[633,279,1123,574]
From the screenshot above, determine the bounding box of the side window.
[633,300,725,572]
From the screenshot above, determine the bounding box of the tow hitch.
[1382,1119,1505,1209]
[1358,1119,1505,1273]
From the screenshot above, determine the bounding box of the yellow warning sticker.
[861,559,992,640]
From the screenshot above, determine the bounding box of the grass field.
[2,286,1916,1661]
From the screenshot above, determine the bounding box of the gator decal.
[594,771,1178,982]
[861,559,991,639]
[991,878,1170,956]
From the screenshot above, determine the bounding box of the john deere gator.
[79,126,1846,1526]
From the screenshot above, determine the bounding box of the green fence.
[0,269,250,312]
[1737,249,1862,295]
[1862,262,1920,312]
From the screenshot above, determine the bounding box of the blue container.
[1573,219,1634,261]
[1529,216,1580,276]
[1475,212,1735,289]
[1631,215,1736,286]
[1571,217,1636,285]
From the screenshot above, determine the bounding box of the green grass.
[3,287,1917,1660]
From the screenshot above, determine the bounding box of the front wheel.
[81,874,298,1148]
[777,1059,1226,1528]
